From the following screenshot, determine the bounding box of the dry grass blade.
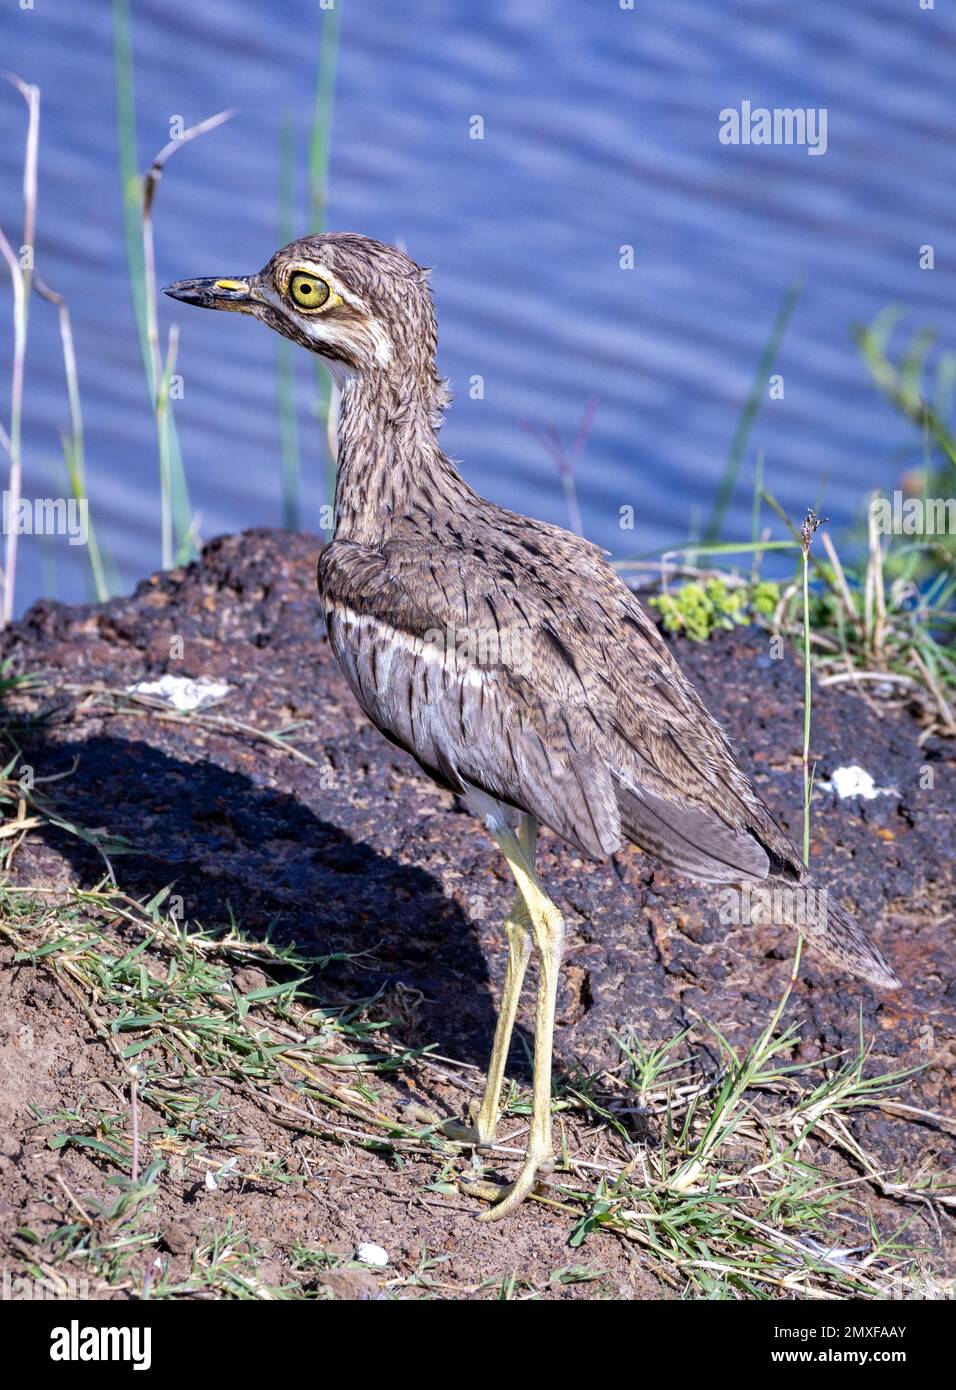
[141,109,233,389]
[908,646,956,733]
[0,72,40,626]
[134,106,232,568]
[33,272,110,601]
[820,530,862,636]
[867,495,887,661]
[61,681,321,766]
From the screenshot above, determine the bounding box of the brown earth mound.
[0,529,952,1299]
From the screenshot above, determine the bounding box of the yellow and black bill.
[162,277,255,312]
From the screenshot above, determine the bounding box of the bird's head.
[163,233,439,386]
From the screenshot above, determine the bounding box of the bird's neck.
[331,367,471,545]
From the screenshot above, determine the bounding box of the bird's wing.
[318,527,797,875]
[318,534,623,858]
[319,526,899,990]
[562,559,803,879]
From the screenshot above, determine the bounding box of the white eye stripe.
[271,259,392,368]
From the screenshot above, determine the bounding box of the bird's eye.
[289,272,330,309]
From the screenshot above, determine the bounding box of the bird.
[164,234,899,1221]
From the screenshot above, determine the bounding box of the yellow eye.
[289,271,330,309]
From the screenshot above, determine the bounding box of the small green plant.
[650,576,780,642]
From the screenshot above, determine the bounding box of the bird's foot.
[466,1149,555,1221]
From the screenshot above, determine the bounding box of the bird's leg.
[467,815,537,1145]
[477,821,565,1222]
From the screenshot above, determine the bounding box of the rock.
[317,1269,382,1300]
[234,966,270,995]
[162,1216,205,1256]
[355,1242,389,1267]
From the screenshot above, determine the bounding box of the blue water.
[0,0,954,615]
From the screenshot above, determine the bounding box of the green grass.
[112,0,199,569]
[550,1016,947,1299]
[0,661,131,876]
[276,112,303,530]
[0,74,38,625]
[703,278,803,544]
[620,497,956,736]
[0,880,950,1300]
[626,296,956,735]
[854,306,956,475]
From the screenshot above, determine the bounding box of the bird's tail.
[756,875,900,990]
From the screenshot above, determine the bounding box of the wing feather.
[317,519,898,987]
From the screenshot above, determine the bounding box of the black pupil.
[300,281,312,295]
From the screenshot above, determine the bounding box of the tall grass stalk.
[668,511,830,1195]
[308,2,343,510]
[0,227,26,628]
[154,323,180,570]
[141,110,231,567]
[800,512,820,865]
[0,73,39,626]
[111,0,228,568]
[520,395,596,538]
[276,113,302,529]
[704,278,802,544]
[308,3,342,235]
[854,307,956,472]
[749,448,765,586]
[34,275,109,601]
[112,0,147,361]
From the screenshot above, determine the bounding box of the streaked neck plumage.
[331,340,473,548]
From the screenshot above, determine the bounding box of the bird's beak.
[162,276,255,313]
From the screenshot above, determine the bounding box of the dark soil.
[0,528,953,1298]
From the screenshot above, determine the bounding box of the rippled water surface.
[0,0,954,613]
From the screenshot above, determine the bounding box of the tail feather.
[610,779,899,988]
[763,875,900,990]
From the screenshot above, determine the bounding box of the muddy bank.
[0,529,953,1296]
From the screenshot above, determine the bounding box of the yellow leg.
[478,820,565,1222]
[469,815,537,1144]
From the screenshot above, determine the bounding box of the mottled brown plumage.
[165,233,898,1217]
